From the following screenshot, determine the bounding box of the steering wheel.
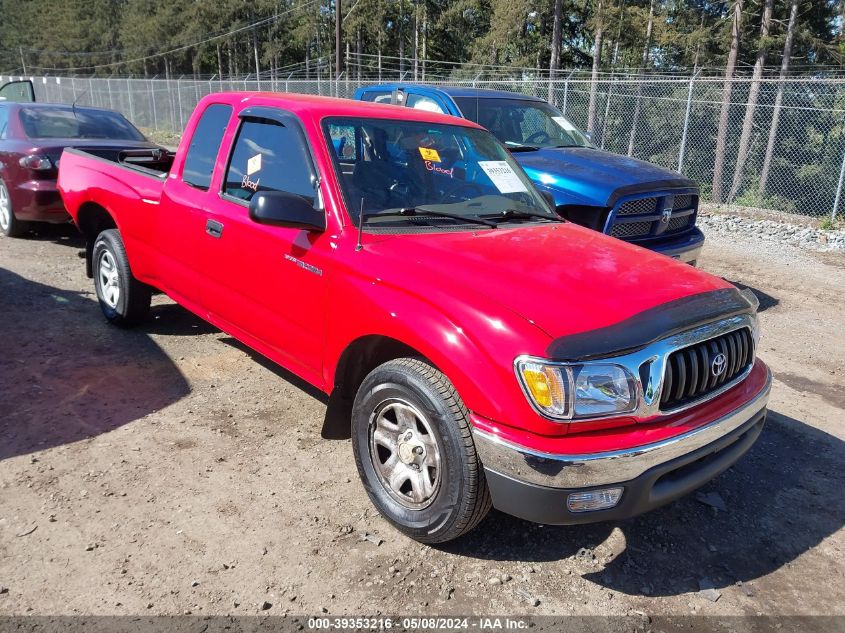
[525,130,551,144]
[440,181,487,204]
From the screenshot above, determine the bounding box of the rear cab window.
[182,104,233,190]
[222,117,317,205]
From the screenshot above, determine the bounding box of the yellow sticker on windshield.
[418,147,441,162]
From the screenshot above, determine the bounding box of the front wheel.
[352,358,491,543]
[92,229,151,326]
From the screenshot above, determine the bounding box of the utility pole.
[336,0,343,79]
[399,0,405,74]
[413,1,419,81]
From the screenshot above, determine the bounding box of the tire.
[0,179,27,238]
[352,358,492,543]
[92,229,151,326]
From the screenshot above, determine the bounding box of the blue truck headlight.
[516,358,637,421]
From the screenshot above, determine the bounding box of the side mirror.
[584,131,594,143]
[248,190,325,232]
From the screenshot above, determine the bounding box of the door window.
[182,104,232,190]
[223,118,315,204]
[405,94,445,114]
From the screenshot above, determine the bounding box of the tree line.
[0,0,841,81]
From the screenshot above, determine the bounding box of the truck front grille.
[660,327,754,410]
[617,197,659,216]
[610,221,652,239]
[666,215,690,232]
[608,193,698,243]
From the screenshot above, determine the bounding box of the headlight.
[516,358,637,421]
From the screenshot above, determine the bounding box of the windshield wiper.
[363,206,498,227]
[481,208,561,223]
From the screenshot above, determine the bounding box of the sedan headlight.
[516,358,637,421]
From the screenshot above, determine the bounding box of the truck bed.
[69,146,175,177]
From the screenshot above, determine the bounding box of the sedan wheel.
[0,180,24,237]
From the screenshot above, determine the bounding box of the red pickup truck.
[58,92,771,543]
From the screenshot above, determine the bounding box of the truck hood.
[367,222,730,342]
[513,147,696,206]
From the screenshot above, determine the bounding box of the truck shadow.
[444,410,843,597]
[19,222,85,249]
[0,267,190,461]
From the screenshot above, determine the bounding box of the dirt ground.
[0,224,843,620]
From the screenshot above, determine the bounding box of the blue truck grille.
[608,193,697,242]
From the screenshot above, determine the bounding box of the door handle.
[205,219,224,239]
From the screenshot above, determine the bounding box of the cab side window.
[223,119,315,204]
[405,94,445,114]
[182,104,232,190]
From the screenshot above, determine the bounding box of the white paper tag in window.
[478,161,528,193]
[552,116,577,132]
[247,153,262,175]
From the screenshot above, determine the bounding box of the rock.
[85,543,97,551]
[574,547,595,562]
[698,578,721,602]
[487,576,502,586]
[516,588,540,607]
[0,587,8,595]
[362,532,383,546]
[260,601,272,610]
[191,581,200,587]
[441,587,454,601]
[500,573,512,583]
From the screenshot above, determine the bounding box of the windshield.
[453,97,592,150]
[19,107,146,141]
[323,117,557,228]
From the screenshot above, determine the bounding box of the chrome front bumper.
[473,367,772,490]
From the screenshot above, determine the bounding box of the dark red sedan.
[0,101,160,237]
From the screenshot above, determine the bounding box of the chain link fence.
[10,71,845,221]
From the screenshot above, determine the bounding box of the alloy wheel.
[369,399,442,510]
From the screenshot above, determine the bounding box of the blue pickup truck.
[353,84,704,264]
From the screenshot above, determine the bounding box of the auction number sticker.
[478,161,528,193]
[419,147,442,162]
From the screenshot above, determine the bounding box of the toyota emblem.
[711,353,727,377]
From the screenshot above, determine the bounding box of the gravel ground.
[698,213,845,253]
[0,223,843,620]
